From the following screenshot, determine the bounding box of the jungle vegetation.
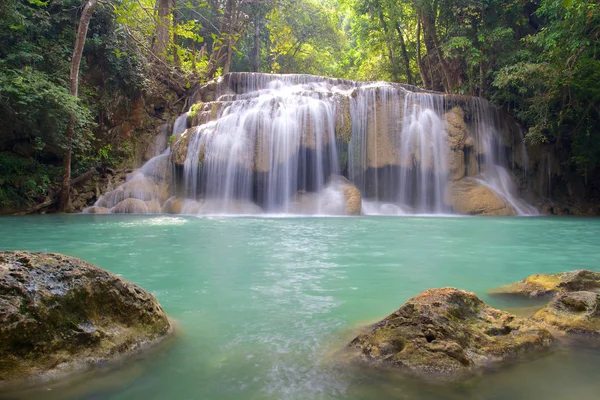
[0,0,598,211]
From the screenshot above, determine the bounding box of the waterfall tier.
[87,72,537,216]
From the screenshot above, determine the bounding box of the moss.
[489,270,600,298]
[187,102,204,127]
[349,288,553,380]
[0,251,172,386]
[532,291,600,336]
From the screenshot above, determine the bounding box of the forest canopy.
[0,0,599,210]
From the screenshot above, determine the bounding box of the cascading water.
[86,72,537,216]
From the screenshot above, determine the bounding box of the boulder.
[145,199,162,213]
[340,177,362,215]
[448,149,466,181]
[489,270,600,298]
[162,197,185,214]
[171,129,193,167]
[446,178,516,216]
[0,251,171,386]
[349,288,554,379]
[532,291,600,336]
[112,198,149,214]
[445,106,467,149]
[122,178,161,202]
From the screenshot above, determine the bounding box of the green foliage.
[0,68,94,152]
[267,0,347,76]
[493,0,600,175]
[1,0,599,209]
[0,152,58,209]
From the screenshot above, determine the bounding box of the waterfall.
[173,112,189,137]
[86,73,537,216]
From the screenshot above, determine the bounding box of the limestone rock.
[446,178,516,216]
[171,129,193,167]
[448,149,466,181]
[122,178,161,202]
[340,177,362,215]
[532,291,600,336]
[349,288,554,379]
[489,270,600,298]
[445,106,467,149]
[465,147,479,176]
[0,251,171,385]
[145,199,162,213]
[364,88,402,169]
[162,197,184,214]
[334,94,352,144]
[112,198,148,214]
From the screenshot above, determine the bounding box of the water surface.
[1,215,599,400]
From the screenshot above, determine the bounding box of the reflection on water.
[1,215,600,400]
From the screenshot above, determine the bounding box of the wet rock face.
[337,176,362,215]
[349,288,554,379]
[0,251,171,386]
[532,291,600,336]
[489,270,600,298]
[446,179,517,216]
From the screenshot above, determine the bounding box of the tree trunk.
[394,22,413,85]
[59,0,98,212]
[223,41,233,74]
[377,9,399,81]
[172,0,180,68]
[417,6,454,92]
[416,18,429,89]
[252,13,260,72]
[191,40,196,71]
[152,0,171,61]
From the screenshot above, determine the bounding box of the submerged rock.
[489,270,600,298]
[446,178,517,216]
[0,251,171,386]
[532,291,600,337]
[349,288,554,379]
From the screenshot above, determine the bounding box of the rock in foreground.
[532,291,600,337]
[349,288,554,379]
[0,251,171,386]
[489,270,600,298]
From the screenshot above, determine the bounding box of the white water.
[173,112,189,137]
[87,73,536,216]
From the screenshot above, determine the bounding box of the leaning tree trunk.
[59,0,98,212]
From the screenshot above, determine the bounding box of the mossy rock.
[0,251,172,387]
[349,288,554,380]
[489,270,600,298]
[532,291,600,337]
